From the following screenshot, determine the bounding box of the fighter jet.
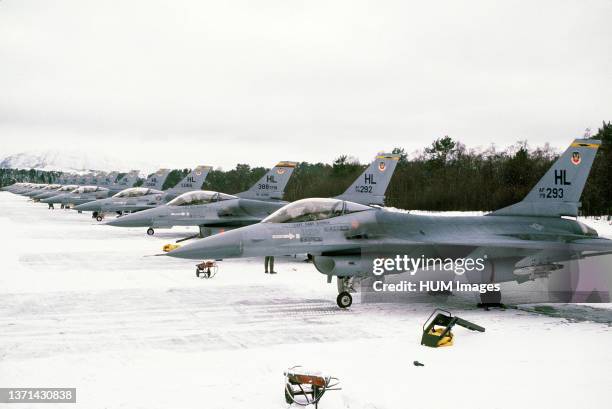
[2,182,27,193]
[105,153,399,236]
[30,184,64,200]
[41,185,110,208]
[166,139,612,308]
[15,183,49,196]
[55,168,169,214]
[73,167,211,219]
[34,184,79,203]
[105,161,298,235]
[1,182,30,193]
[9,183,38,194]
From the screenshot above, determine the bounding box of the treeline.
[2,122,611,215]
[0,168,61,187]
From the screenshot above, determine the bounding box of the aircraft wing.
[425,235,612,252]
[319,234,612,257]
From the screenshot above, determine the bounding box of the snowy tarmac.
[0,193,611,409]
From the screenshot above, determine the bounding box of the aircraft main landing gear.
[147,227,155,236]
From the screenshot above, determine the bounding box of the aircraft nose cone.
[40,196,56,203]
[106,212,151,228]
[74,202,95,211]
[166,230,244,260]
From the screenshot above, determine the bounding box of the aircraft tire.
[336,291,352,308]
[96,215,103,222]
[147,227,155,236]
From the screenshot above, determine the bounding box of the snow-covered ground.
[0,193,611,409]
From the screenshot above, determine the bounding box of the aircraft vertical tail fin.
[58,173,70,184]
[79,173,94,186]
[335,153,400,205]
[170,165,212,193]
[143,169,171,190]
[236,161,297,201]
[491,139,601,217]
[114,170,140,189]
[68,174,80,185]
[98,171,118,187]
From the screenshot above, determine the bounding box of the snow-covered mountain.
[0,150,158,174]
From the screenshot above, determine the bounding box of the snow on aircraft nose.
[165,229,244,260]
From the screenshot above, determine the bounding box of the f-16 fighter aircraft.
[66,168,171,216]
[29,184,63,200]
[0,182,30,193]
[105,162,297,235]
[39,169,162,209]
[8,183,39,194]
[166,139,612,308]
[73,167,211,219]
[41,185,110,208]
[15,183,49,196]
[106,153,399,236]
[34,184,79,203]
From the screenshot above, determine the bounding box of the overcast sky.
[1,0,611,170]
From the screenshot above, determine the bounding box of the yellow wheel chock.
[421,308,485,348]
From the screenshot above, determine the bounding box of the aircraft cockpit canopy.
[262,198,372,223]
[75,186,109,194]
[42,184,62,190]
[167,191,237,206]
[113,187,163,198]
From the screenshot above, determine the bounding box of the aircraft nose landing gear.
[147,227,155,235]
[336,292,352,308]
[336,276,355,308]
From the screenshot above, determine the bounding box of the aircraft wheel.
[147,227,155,236]
[96,215,103,222]
[336,291,352,308]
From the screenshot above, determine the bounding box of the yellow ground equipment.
[421,309,485,348]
